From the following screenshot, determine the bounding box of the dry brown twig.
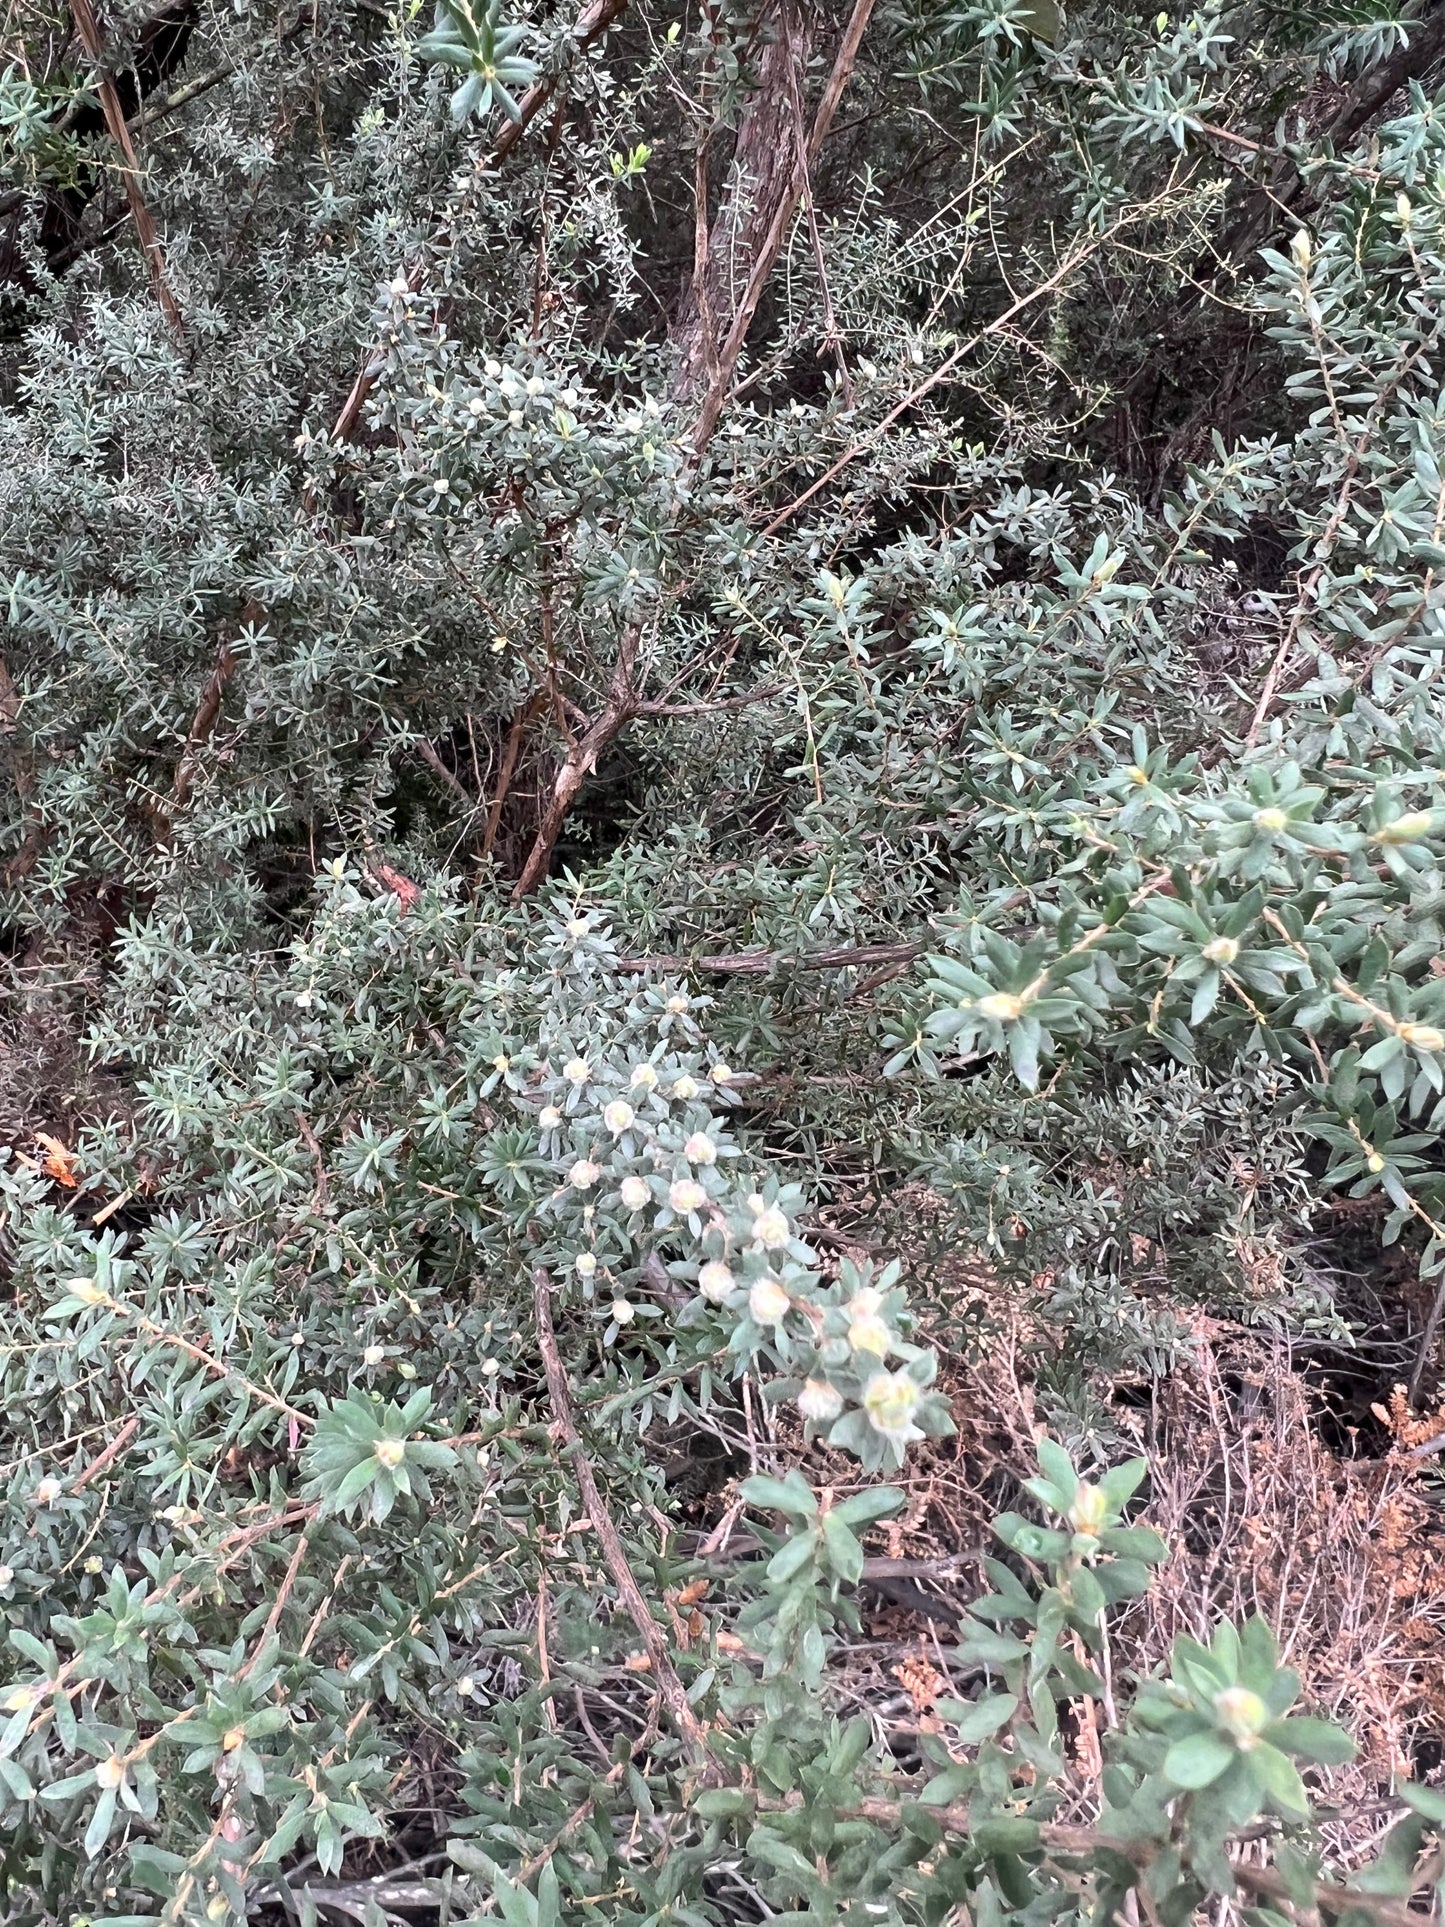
[531,1264,710,1756]
[68,0,185,334]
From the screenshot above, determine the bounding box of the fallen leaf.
[35,1132,78,1188]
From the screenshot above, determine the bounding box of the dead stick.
[689,0,877,461]
[69,0,185,335]
[531,1265,708,1753]
[71,1416,140,1493]
[483,689,546,861]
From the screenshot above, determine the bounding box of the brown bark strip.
[482,689,547,862]
[688,0,877,461]
[69,0,185,335]
[672,11,811,402]
[171,636,237,812]
[323,0,630,455]
[510,627,637,900]
[71,1415,140,1493]
[531,1265,709,1754]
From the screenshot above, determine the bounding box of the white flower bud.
[564,1058,590,1085]
[538,1106,563,1130]
[569,1160,600,1189]
[748,1276,790,1325]
[374,1438,406,1469]
[630,1063,659,1091]
[711,1062,734,1085]
[684,1132,717,1165]
[671,1075,699,1101]
[665,992,690,1014]
[976,992,1023,1023]
[862,1370,922,1441]
[620,1175,650,1211]
[797,1378,844,1422]
[575,1252,597,1278]
[33,1478,61,1506]
[362,1345,385,1368]
[604,1101,635,1135]
[848,1313,891,1358]
[1253,806,1288,833]
[1202,936,1239,966]
[751,1206,790,1249]
[611,1297,635,1325]
[94,1756,126,1790]
[456,1674,476,1697]
[697,1260,734,1302]
[669,1177,707,1214]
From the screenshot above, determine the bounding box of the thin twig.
[69,0,185,334]
[531,1265,709,1753]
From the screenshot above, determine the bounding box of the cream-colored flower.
[671,1074,699,1101]
[569,1160,600,1189]
[697,1260,734,1303]
[751,1206,790,1250]
[456,1674,476,1698]
[1201,936,1239,966]
[845,1287,882,1319]
[669,1177,707,1214]
[1400,1022,1445,1052]
[94,1756,126,1791]
[862,1370,922,1442]
[575,1252,598,1278]
[67,1278,107,1307]
[976,992,1023,1024]
[847,1313,891,1358]
[1213,1686,1268,1748]
[604,1100,635,1135]
[374,1438,406,1469]
[619,1175,650,1211]
[684,1132,717,1165]
[362,1344,385,1368]
[566,916,590,937]
[538,1105,563,1131]
[748,1276,790,1325]
[611,1297,635,1325]
[1253,806,1288,834]
[564,1058,590,1085]
[630,1063,659,1091]
[33,1478,61,1506]
[797,1379,844,1422]
[666,992,690,1014]
[711,1062,734,1085]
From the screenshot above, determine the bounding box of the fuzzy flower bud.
[751,1205,790,1249]
[630,1063,659,1091]
[1253,806,1288,834]
[619,1175,650,1211]
[1401,1022,1445,1053]
[1213,1686,1268,1748]
[862,1370,922,1442]
[666,992,690,1014]
[569,1160,600,1190]
[684,1132,717,1165]
[33,1478,61,1506]
[669,1177,707,1215]
[797,1378,844,1422]
[564,1058,590,1085]
[848,1314,891,1358]
[604,1100,635,1135]
[374,1438,406,1469]
[976,991,1024,1024]
[711,1062,734,1085]
[611,1297,635,1325]
[697,1260,734,1302]
[748,1276,790,1325]
[95,1756,126,1791]
[538,1105,563,1131]
[1201,936,1239,966]
[362,1344,385,1368]
[575,1252,598,1278]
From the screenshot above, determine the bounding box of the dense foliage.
[5,0,1445,1917]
